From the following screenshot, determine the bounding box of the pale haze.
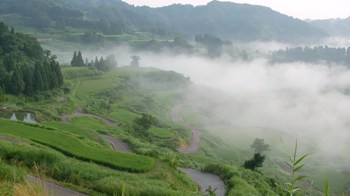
[122,0,350,20]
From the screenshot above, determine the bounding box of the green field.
[149,126,174,139]
[108,108,141,124]
[0,119,153,172]
[76,78,115,100]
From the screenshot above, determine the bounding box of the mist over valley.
[1,0,350,195]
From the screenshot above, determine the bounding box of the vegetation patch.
[149,126,174,139]
[0,119,154,172]
[76,78,115,100]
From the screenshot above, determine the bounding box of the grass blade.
[324,179,329,196]
[294,175,307,183]
[295,154,308,166]
[293,164,305,173]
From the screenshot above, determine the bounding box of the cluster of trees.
[195,34,224,58]
[0,22,63,95]
[271,46,350,65]
[244,138,270,170]
[70,51,117,72]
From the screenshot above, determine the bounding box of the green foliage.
[282,140,309,196]
[149,126,174,139]
[0,161,26,183]
[243,153,265,171]
[251,138,270,154]
[0,21,63,95]
[0,140,196,195]
[0,119,154,172]
[205,185,217,196]
[324,179,329,196]
[195,34,223,58]
[71,51,85,67]
[271,45,350,65]
[204,163,278,195]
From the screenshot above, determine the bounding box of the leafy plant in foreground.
[283,140,308,196]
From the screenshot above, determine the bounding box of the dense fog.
[57,42,350,168]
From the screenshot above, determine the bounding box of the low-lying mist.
[138,48,350,168]
[57,43,350,168]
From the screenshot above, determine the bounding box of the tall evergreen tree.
[77,51,85,66]
[54,62,64,86]
[33,62,44,92]
[9,65,24,95]
[22,66,34,95]
[71,51,77,66]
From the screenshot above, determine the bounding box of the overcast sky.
[122,0,349,20]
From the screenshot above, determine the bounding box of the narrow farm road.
[101,134,131,152]
[171,104,200,154]
[171,105,227,196]
[61,107,117,126]
[180,168,226,196]
[28,175,86,196]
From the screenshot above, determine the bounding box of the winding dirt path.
[180,168,226,196]
[171,105,226,195]
[60,107,117,126]
[171,104,200,154]
[101,135,131,152]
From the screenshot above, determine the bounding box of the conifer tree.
[33,62,44,92]
[9,65,24,95]
[71,51,77,66]
[22,66,34,95]
[54,62,63,87]
[77,51,85,66]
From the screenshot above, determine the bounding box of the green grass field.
[149,126,174,139]
[108,108,141,124]
[76,78,115,100]
[0,119,153,172]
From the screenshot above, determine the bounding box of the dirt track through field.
[180,168,226,196]
[171,104,200,154]
[61,107,117,126]
[171,105,226,195]
[101,135,131,152]
[28,175,86,196]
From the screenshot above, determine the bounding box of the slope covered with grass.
[0,119,154,172]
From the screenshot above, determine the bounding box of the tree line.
[271,45,350,65]
[0,22,63,95]
[70,51,117,72]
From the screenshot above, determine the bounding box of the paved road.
[180,168,226,196]
[28,175,86,196]
[171,104,200,154]
[101,135,131,152]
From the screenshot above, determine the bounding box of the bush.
[0,162,26,182]
[243,153,265,170]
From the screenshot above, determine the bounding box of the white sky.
[122,0,350,20]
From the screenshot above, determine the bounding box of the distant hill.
[0,0,328,42]
[309,17,350,37]
[153,1,328,41]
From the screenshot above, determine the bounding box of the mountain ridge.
[0,0,328,42]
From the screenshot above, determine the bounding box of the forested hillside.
[0,0,328,42]
[271,45,350,65]
[0,22,63,96]
[309,17,350,37]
